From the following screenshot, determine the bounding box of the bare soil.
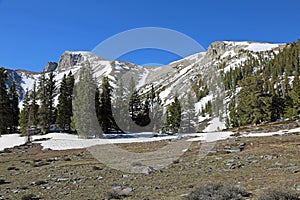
[0,133,299,199]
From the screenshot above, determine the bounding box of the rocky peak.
[56,51,86,72]
[43,62,58,73]
[206,41,248,59]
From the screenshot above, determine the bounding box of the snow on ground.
[203,117,226,132]
[33,133,181,150]
[195,94,213,114]
[187,131,233,142]
[246,43,279,52]
[243,127,300,137]
[1,127,299,151]
[136,69,150,88]
[0,134,26,151]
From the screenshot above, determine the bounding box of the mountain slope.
[2,40,285,131]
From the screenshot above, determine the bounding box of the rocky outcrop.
[56,51,85,72]
[43,62,58,72]
[206,41,247,58]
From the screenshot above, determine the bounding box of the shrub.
[258,190,300,200]
[183,183,250,200]
[21,194,40,200]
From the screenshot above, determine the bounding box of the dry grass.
[0,134,299,199]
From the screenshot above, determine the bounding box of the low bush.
[183,183,250,200]
[258,190,300,200]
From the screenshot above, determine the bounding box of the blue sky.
[0,0,299,72]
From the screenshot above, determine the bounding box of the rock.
[31,180,47,186]
[227,147,242,153]
[43,62,58,72]
[31,160,50,167]
[142,166,155,174]
[105,187,133,200]
[57,52,84,72]
[295,184,300,191]
[230,163,245,169]
[182,148,190,153]
[21,194,40,200]
[172,159,180,164]
[119,187,133,196]
[63,157,71,161]
[237,142,246,147]
[122,174,129,178]
[55,177,69,182]
[7,166,19,170]
[92,166,103,171]
[224,158,235,163]
[286,165,299,170]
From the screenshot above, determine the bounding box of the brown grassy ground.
[0,133,299,199]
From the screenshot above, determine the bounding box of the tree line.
[225,39,300,128]
[0,65,193,137]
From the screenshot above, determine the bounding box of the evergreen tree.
[66,71,74,115]
[28,82,39,127]
[47,72,57,124]
[113,79,129,132]
[19,89,30,135]
[8,81,19,133]
[73,65,101,138]
[38,73,48,133]
[56,72,74,131]
[182,91,196,133]
[99,76,122,133]
[37,72,57,133]
[150,90,163,133]
[285,72,300,118]
[165,95,181,134]
[0,68,10,134]
[235,76,270,126]
[56,74,70,130]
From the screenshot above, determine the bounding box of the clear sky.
[0,0,299,72]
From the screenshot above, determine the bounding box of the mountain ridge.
[1,40,287,132]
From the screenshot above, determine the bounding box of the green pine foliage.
[192,75,209,101]
[56,72,74,131]
[72,65,101,138]
[8,81,20,133]
[0,68,10,134]
[164,95,181,134]
[28,82,39,127]
[226,39,300,128]
[98,76,122,133]
[182,91,197,133]
[19,89,30,135]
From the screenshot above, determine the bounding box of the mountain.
[1,40,286,132]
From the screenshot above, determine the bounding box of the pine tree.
[47,72,57,124]
[113,79,129,132]
[73,65,101,138]
[28,82,39,127]
[165,95,181,134]
[56,74,70,130]
[56,72,74,131]
[8,81,19,133]
[0,68,10,134]
[99,76,122,133]
[37,72,57,133]
[38,73,48,133]
[182,91,196,133]
[150,90,163,133]
[19,89,30,135]
[285,72,300,118]
[236,76,270,126]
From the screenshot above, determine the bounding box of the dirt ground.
[0,133,299,199]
